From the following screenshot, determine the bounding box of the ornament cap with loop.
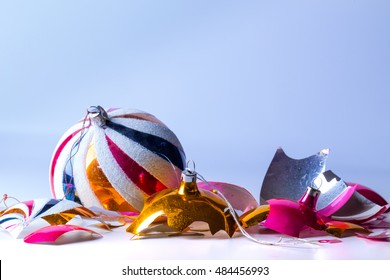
[88,105,109,128]
[178,161,200,197]
[298,180,322,210]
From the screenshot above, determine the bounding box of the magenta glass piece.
[197,181,259,213]
[263,187,320,237]
[24,224,101,244]
[318,183,389,221]
[119,211,140,216]
[318,239,342,244]
[364,214,390,229]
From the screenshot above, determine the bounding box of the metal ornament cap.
[88,105,109,128]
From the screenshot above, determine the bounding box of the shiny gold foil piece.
[239,204,270,228]
[41,213,77,225]
[41,207,97,225]
[0,208,26,216]
[127,171,236,237]
[325,221,370,237]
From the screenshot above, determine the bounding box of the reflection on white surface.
[1,225,390,260]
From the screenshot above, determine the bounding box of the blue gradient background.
[1,0,389,202]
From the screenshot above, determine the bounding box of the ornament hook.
[182,160,197,183]
[185,159,196,173]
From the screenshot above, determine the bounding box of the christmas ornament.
[260,148,388,221]
[262,184,323,237]
[242,184,371,238]
[49,106,186,212]
[0,198,96,239]
[126,164,313,247]
[127,166,237,237]
[262,184,370,237]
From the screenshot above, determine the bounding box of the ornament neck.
[178,169,200,196]
[298,186,320,210]
[88,105,108,128]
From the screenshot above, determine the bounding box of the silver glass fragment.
[260,148,387,221]
[260,147,329,205]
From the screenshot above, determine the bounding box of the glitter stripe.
[106,136,167,196]
[111,113,164,125]
[106,120,185,170]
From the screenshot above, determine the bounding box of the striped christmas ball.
[49,106,186,212]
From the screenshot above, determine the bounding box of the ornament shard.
[127,169,236,237]
[260,148,328,205]
[197,181,259,213]
[24,224,102,244]
[260,148,388,222]
[0,198,97,238]
[263,186,323,237]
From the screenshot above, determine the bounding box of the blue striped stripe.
[34,199,60,217]
[106,120,185,170]
[0,217,20,224]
